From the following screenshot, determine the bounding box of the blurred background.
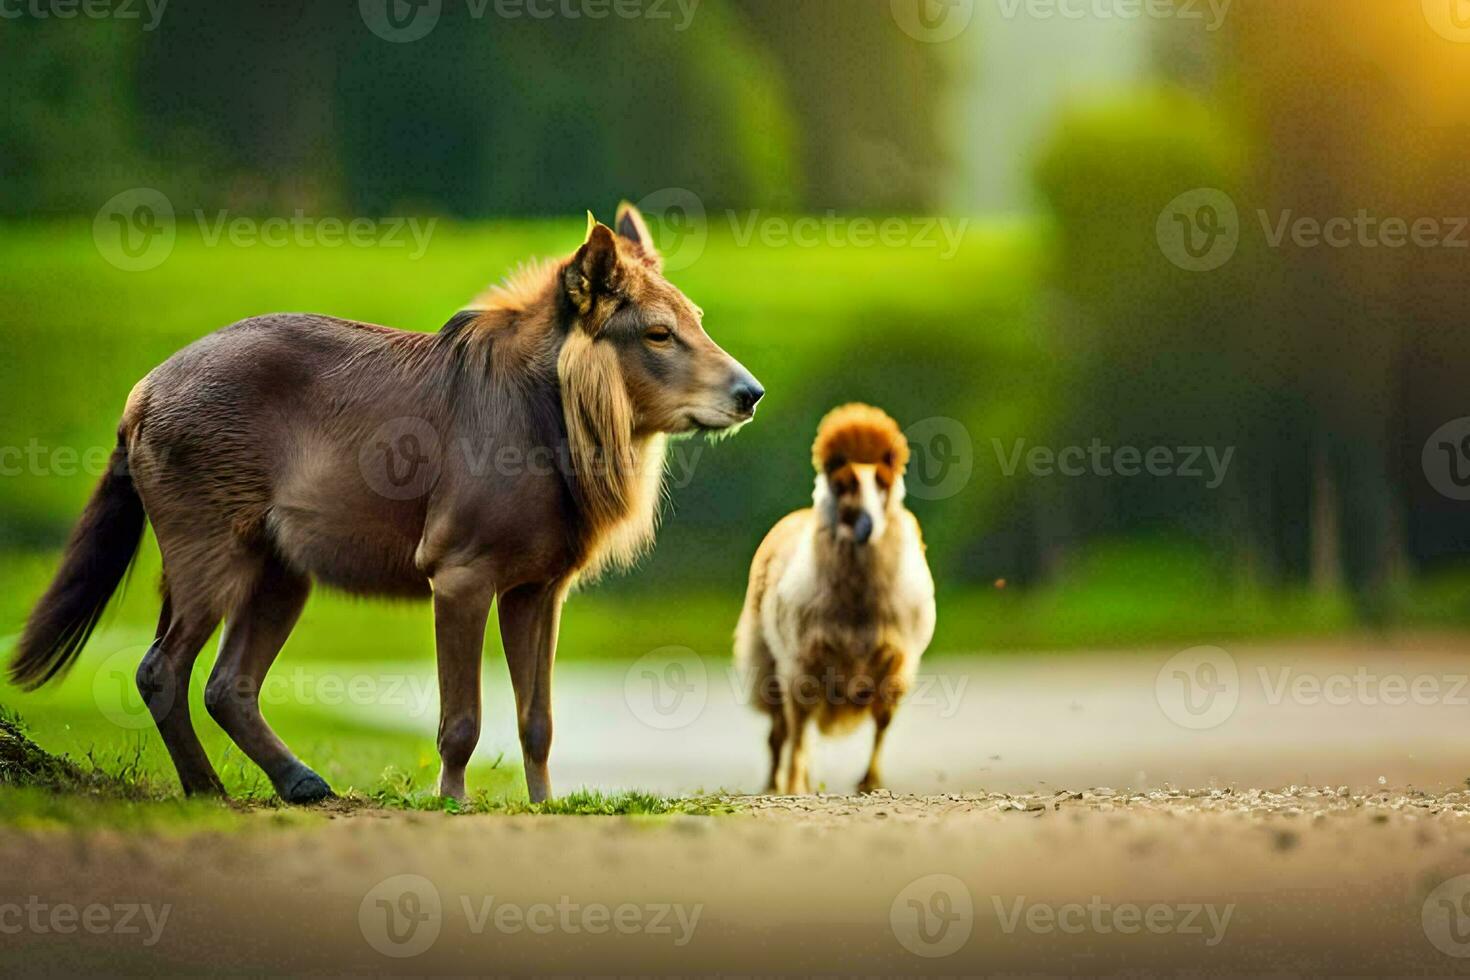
[4,0,1470,795]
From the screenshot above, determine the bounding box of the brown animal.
[735,404,935,795]
[9,203,763,804]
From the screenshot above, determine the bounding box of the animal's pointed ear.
[564,216,624,326]
[615,200,661,271]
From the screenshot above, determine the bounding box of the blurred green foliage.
[1,0,949,217]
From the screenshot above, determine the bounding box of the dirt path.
[6,787,1470,975]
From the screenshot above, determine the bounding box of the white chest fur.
[764,511,935,683]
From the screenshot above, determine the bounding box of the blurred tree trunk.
[1309,444,1340,596]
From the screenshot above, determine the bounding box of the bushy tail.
[9,441,146,689]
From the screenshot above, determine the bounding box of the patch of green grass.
[483,788,737,817]
[0,785,311,833]
[0,705,725,829]
[359,765,734,816]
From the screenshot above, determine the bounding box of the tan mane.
[466,258,560,316]
[556,330,667,581]
[458,245,669,582]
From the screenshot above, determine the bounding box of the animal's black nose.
[732,381,765,415]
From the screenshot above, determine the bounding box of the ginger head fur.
[811,404,910,545]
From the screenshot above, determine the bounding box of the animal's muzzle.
[729,367,765,417]
[845,511,874,545]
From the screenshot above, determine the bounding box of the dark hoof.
[278,769,334,805]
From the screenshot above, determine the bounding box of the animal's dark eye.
[645,326,673,344]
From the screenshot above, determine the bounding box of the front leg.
[859,648,907,794]
[498,580,567,804]
[431,566,495,801]
[780,693,814,795]
[858,702,894,794]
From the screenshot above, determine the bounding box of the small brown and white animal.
[735,404,936,794]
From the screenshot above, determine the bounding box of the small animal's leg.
[780,695,813,795]
[498,580,566,804]
[431,566,495,802]
[764,709,787,794]
[203,556,327,804]
[137,598,224,797]
[860,652,906,794]
[858,702,895,794]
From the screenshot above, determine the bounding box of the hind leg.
[203,556,330,804]
[137,596,225,796]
